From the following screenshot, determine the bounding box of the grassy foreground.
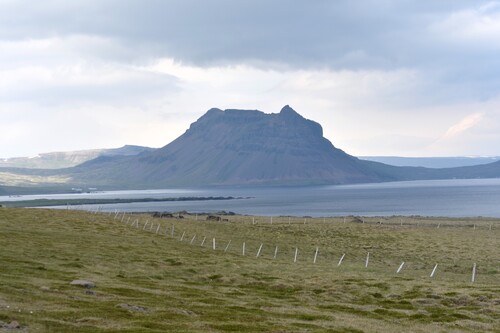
[0,208,499,332]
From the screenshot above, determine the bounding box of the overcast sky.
[1,0,500,158]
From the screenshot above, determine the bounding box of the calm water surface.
[2,179,500,217]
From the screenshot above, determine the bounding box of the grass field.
[1,208,499,332]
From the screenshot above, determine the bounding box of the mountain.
[360,156,500,168]
[0,145,155,169]
[69,106,388,187]
[1,105,499,192]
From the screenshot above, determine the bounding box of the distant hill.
[360,156,500,168]
[0,145,155,169]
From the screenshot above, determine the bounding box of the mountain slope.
[358,159,500,181]
[1,106,499,191]
[360,156,500,168]
[70,106,390,187]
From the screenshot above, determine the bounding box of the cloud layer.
[1,0,500,157]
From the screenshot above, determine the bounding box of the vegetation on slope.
[0,208,499,332]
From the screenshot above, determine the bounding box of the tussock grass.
[0,208,499,332]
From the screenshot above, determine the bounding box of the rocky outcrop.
[70,280,96,288]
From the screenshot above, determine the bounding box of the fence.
[82,207,500,285]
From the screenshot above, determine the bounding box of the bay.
[2,178,500,217]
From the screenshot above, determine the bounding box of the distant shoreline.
[0,196,249,208]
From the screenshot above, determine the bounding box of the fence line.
[81,210,497,284]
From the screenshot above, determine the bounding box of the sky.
[1,0,500,158]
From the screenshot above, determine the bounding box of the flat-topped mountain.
[1,105,499,192]
[72,106,387,187]
[0,145,154,169]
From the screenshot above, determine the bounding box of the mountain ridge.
[0,145,154,169]
[71,105,387,187]
[360,156,500,168]
[1,105,499,191]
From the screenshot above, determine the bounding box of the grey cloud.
[1,1,499,102]
[0,65,179,107]
[0,1,483,67]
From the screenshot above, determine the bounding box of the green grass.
[0,209,499,332]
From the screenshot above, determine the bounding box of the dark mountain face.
[73,106,387,187]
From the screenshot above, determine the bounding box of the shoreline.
[0,196,249,208]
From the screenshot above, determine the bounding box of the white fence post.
[472,263,477,284]
[224,240,231,253]
[430,264,438,278]
[396,261,405,274]
[294,247,298,263]
[365,252,370,268]
[313,247,319,264]
[337,253,345,266]
[256,243,263,257]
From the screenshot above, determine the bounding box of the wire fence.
[83,208,500,285]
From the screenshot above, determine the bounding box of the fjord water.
[3,178,500,217]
